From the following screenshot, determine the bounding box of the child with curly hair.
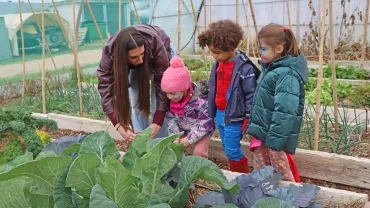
[247,23,308,182]
[198,20,260,173]
[161,56,215,158]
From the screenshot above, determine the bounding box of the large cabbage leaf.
[42,135,85,155]
[121,129,152,170]
[131,133,179,199]
[65,153,101,197]
[53,161,75,208]
[79,131,119,162]
[0,178,29,208]
[96,157,147,207]
[169,156,240,207]
[89,184,118,208]
[0,156,71,195]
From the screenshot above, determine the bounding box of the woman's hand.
[116,124,136,141]
[147,123,161,138]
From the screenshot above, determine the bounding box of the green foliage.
[0,130,239,208]
[308,64,369,80]
[0,109,57,163]
[351,83,370,107]
[184,58,212,82]
[305,78,352,105]
[2,73,105,121]
[0,139,24,165]
[36,130,52,145]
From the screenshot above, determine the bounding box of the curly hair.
[198,19,244,51]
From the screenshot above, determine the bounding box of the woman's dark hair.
[257,23,300,57]
[113,27,151,129]
[198,19,244,51]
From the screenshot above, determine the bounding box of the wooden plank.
[32,113,121,139]
[208,138,370,190]
[32,113,370,189]
[221,169,369,205]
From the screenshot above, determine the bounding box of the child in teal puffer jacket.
[247,23,309,182]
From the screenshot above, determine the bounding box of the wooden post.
[41,0,46,114]
[236,0,239,24]
[242,0,254,57]
[190,0,204,60]
[329,0,338,128]
[85,0,105,45]
[18,0,26,105]
[26,0,64,91]
[50,0,84,79]
[248,0,258,36]
[131,0,141,24]
[314,0,327,151]
[73,0,84,116]
[286,0,292,29]
[209,0,212,23]
[177,0,181,54]
[118,0,122,30]
[360,0,370,69]
[295,0,300,41]
[204,0,206,32]
[190,0,200,35]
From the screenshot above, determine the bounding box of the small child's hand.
[179,137,190,147]
[173,137,190,147]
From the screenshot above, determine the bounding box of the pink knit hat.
[161,56,192,93]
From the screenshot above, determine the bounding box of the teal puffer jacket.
[246,53,308,154]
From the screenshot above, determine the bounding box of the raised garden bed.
[32,113,370,183]
[27,113,369,206]
[4,128,365,208]
[2,110,369,206]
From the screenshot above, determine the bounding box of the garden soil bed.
[47,128,370,207]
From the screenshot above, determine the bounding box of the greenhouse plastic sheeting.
[148,0,203,53]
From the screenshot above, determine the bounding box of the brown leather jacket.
[97,24,171,121]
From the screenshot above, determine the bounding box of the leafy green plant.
[321,80,352,98]
[351,83,370,107]
[0,109,57,164]
[0,129,239,208]
[2,72,105,120]
[305,78,352,105]
[308,64,369,80]
[183,58,212,82]
[305,88,333,106]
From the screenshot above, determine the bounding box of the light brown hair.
[257,23,300,57]
[113,28,151,128]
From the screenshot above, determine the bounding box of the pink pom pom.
[170,56,185,68]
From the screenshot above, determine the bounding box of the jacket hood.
[189,82,200,103]
[262,53,309,84]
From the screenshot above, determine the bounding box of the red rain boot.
[286,153,301,183]
[229,156,250,173]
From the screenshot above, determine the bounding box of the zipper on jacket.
[224,61,248,124]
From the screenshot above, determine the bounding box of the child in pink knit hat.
[161,56,215,158]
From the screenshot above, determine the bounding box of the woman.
[97,24,176,141]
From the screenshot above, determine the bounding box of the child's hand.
[173,137,190,147]
[179,137,190,147]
